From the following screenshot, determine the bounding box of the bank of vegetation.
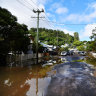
[29,28,74,46]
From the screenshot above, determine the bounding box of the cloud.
[65,12,96,23]
[51,2,62,9]
[3,0,96,41]
[38,0,47,5]
[64,2,96,23]
[89,2,96,9]
[65,14,79,22]
[80,24,96,40]
[0,0,50,28]
[56,7,68,14]
[63,29,74,36]
[55,26,74,36]
[0,0,75,36]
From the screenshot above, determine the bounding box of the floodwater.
[0,56,96,96]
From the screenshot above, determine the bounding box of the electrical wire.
[23,0,37,9]
[40,18,55,29]
[16,0,33,11]
[30,0,39,9]
[17,0,96,27]
[29,0,55,28]
[29,0,96,26]
[39,19,96,26]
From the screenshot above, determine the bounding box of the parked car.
[66,50,74,55]
[78,51,86,56]
[69,51,74,55]
[8,51,14,55]
[61,51,67,56]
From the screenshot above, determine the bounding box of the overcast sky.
[1,0,96,41]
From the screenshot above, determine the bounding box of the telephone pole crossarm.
[33,9,44,13]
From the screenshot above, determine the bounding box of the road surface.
[45,56,96,96]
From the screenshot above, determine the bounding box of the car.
[61,51,67,56]
[8,52,14,55]
[66,51,74,55]
[66,51,70,55]
[78,51,86,56]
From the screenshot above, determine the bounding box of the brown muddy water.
[0,56,96,96]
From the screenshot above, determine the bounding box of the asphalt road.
[45,55,96,96]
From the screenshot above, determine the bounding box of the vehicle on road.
[61,51,67,56]
[61,51,74,56]
[78,51,86,56]
[69,51,74,55]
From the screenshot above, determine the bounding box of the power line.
[39,19,96,26]
[30,0,39,9]
[23,0,36,9]
[29,0,55,28]
[40,18,54,29]
[16,0,33,11]
[28,0,96,26]
[16,0,96,27]
[16,0,54,29]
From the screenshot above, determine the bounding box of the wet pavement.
[46,62,96,96]
[0,55,96,96]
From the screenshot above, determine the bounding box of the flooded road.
[0,56,96,96]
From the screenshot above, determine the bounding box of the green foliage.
[77,45,85,51]
[90,28,96,41]
[74,32,79,41]
[86,41,96,52]
[0,7,30,55]
[59,47,69,52]
[73,40,82,47]
[32,42,45,53]
[87,28,96,52]
[73,40,86,51]
[29,28,74,46]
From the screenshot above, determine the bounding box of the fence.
[7,53,44,63]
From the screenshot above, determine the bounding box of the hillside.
[29,28,74,46]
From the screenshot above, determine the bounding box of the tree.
[8,24,30,54]
[0,7,17,52]
[86,41,96,52]
[74,32,79,41]
[77,45,85,51]
[91,27,96,41]
[32,42,45,53]
[73,40,82,47]
[59,47,69,52]
[29,28,74,46]
[0,7,30,65]
[87,27,96,52]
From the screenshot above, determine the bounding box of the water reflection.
[7,56,60,68]
[0,56,96,96]
[0,66,51,96]
[25,77,51,96]
[0,57,60,96]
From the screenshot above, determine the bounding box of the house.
[61,44,69,48]
[40,42,56,51]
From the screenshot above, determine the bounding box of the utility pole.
[32,9,44,63]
